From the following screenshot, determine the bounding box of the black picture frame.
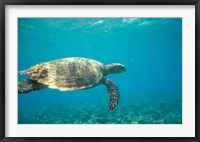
[0,0,200,142]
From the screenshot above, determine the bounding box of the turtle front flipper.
[102,78,120,112]
[18,79,48,94]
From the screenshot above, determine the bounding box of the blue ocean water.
[18,18,182,124]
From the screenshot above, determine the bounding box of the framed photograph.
[1,0,199,141]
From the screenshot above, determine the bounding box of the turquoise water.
[18,18,182,124]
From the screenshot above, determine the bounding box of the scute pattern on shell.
[25,58,105,91]
[24,64,48,81]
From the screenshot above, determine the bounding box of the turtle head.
[104,63,126,75]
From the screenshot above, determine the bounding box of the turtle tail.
[102,78,120,112]
[18,79,48,94]
[18,70,27,75]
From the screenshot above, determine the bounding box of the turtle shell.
[24,57,105,91]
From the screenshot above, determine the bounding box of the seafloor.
[18,97,182,124]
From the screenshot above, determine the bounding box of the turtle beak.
[118,64,126,73]
[122,65,126,72]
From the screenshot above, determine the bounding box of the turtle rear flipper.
[18,79,48,94]
[102,78,120,112]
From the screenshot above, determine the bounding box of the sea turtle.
[18,57,126,111]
